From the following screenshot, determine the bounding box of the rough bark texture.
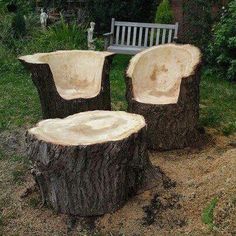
[19,55,114,119]
[26,127,156,216]
[125,65,202,151]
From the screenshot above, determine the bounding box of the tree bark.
[125,65,202,151]
[19,54,114,119]
[26,126,156,216]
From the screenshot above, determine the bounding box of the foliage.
[86,0,157,33]
[208,0,236,82]
[202,198,218,230]
[22,19,87,54]
[0,0,36,14]
[11,11,26,38]
[182,0,213,50]
[155,0,173,24]
[0,12,13,46]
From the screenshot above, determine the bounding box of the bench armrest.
[103,32,113,50]
[103,32,113,37]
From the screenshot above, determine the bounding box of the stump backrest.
[127,44,201,104]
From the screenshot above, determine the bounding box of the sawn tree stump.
[126,44,202,150]
[19,50,114,119]
[26,110,156,216]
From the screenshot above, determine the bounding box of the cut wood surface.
[19,50,114,119]
[126,44,202,150]
[26,111,157,216]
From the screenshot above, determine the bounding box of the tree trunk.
[126,69,201,150]
[26,111,157,216]
[125,44,202,151]
[19,51,114,119]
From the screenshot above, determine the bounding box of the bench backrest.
[110,18,178,48]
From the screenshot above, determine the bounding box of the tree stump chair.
[19,51,114,119]
[125,44,202,150]
[26,110,155,216]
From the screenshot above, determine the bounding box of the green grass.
[0,49,235,136]
[110,55,130,111]
[0,64,41,130]
[202,197,218,230]
[200,69,236,135]
[10,155,29,184]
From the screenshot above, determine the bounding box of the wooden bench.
[104,18,179,55]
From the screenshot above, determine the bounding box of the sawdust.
[0,128,235,235]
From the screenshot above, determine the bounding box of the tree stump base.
[126,44,202,150]
[26,111,155,216]
[19,51,114,119]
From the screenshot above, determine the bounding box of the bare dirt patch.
[0,128,235,235]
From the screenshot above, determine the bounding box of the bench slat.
[115,21,176,29]
[144,28,149,47]
[162,29,166,44]
[116,25,120,45]
[132,27,137,46]
[150,28,154,46]
[138,27,143,46]
[168,29,172,43]
[110,18,115,45]
[156,28,160,45]
[127,26,131,46]
[121,26,126,45]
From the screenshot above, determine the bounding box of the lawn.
[0,54,235,135]
[0,46,236,236]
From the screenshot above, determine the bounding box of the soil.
[0,128,235,235]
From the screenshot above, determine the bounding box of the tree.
[155,0,173,24]
[182,0,213,50]
[208,0,236,81]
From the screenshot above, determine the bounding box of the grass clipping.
[202,197,218,230]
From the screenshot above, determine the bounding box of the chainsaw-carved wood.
[19,51,114,119]
[126,44,202,150]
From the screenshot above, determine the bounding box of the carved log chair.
[125,44,202,150]
[19,51,114,119]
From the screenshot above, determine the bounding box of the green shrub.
[22,18,87,54]
[12,11,26,38]
[208,0,236,82]
[0,12,13,45]
[155,0,173,24]
[3,0,36,14]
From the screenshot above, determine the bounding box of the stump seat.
[26,110,154,216]
[19,50,114,119]
[126,44,202,150]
